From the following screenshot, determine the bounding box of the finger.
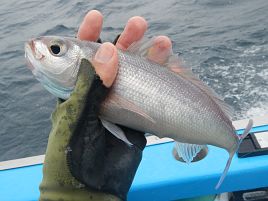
[147,36,172,65]
[92,42,118,87]
[116,16,147,50]
[77,10,103,41]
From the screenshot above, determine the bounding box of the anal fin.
[174,142,206,164]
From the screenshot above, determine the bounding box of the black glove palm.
[66,59,146,201]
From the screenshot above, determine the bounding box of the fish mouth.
[24,41,35,71]
[25,39,45,71]
[25,38,44,57]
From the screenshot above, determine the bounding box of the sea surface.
[0,0,267,161]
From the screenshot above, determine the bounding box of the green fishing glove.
[39,58,146,201]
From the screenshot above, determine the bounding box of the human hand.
[72,10,175,200]
[77,10,173,86]
[39,10,175,201]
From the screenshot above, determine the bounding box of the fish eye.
[49,40,67,56]
[50,44,61,55]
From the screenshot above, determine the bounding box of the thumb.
[92,42,118,87]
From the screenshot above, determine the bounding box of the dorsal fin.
[166,53,234,118]
[127,36,233,118]
[180,71,233,118]
[127,37,155,57]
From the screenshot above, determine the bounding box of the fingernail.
[147,45,170,64]
[95,42,114,63]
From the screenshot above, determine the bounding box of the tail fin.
[238,119,253,143]
[215,119,253,189]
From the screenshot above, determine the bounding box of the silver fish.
[25,36,253,189]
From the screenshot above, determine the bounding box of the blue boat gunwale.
[0,115,268,201]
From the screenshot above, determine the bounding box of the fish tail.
[215,151,235,190]
[238,119,253,143]
[215,119,253,190]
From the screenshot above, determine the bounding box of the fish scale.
[25,36,253,189]
[106,51,230,146]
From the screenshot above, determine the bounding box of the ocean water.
[0,0,267,161]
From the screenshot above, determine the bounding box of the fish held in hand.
[25,36,253,189]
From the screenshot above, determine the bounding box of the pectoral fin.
[109,94,156,124]
[100,119,133,146]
